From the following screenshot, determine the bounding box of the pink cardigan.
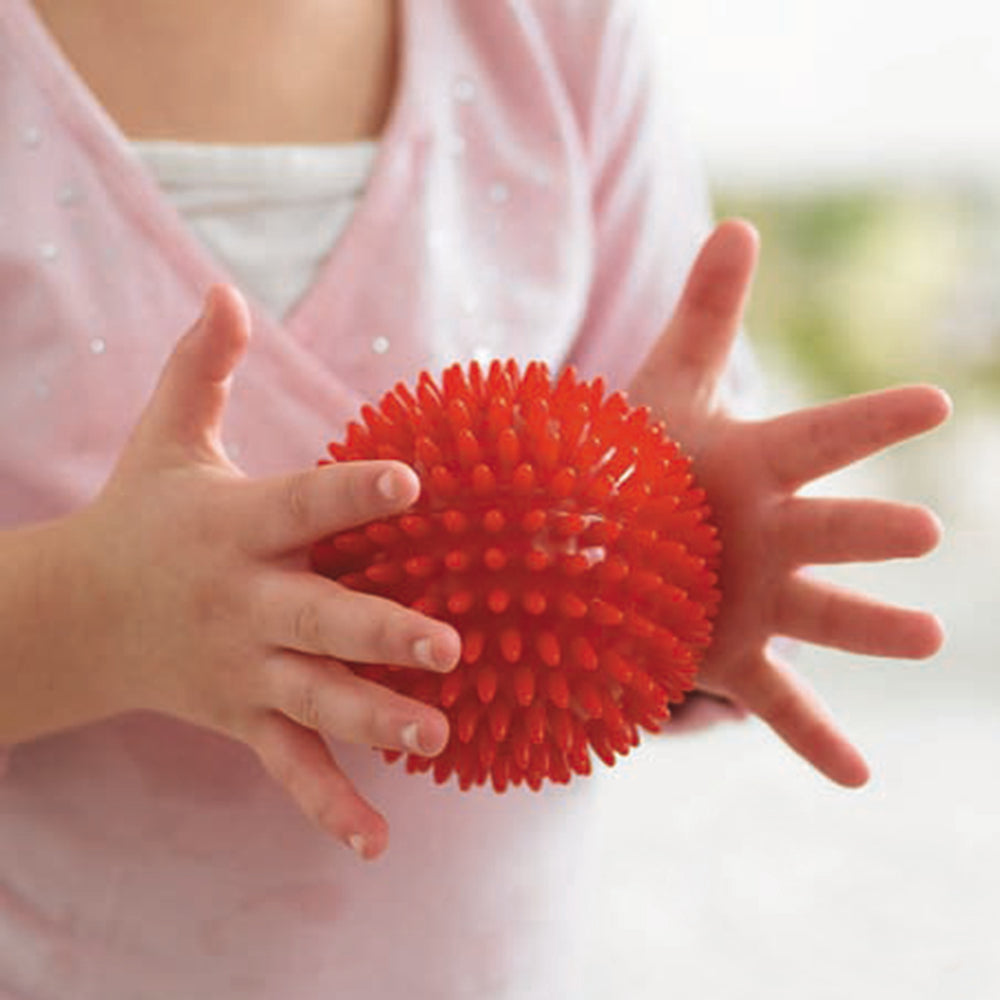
[0,1,722,996]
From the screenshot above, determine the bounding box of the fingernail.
[413,636,435,667]
[377,469,406,503]
[348,833,367,857]
[414,632,460,671]
[196,288,218,331]
[401,721,422,753]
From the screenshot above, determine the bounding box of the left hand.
[628,220,951,787]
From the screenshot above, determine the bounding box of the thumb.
[630,219,758,429]
[135,284,251,464]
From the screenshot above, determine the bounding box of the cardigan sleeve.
[544,0,761,410]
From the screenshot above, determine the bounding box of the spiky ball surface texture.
[310,361,721,792]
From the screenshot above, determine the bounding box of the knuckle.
[758,679,796,730]
[268,749,299,794]
[313,795,348,837]
[369,613,396,658]
[816,592,841,638]
[293,681,325,732]
[252,719,296,785]
[819,505,849,557]
[292,599,325,651]
[684,256,740,323]
[764,577,792,632]
[336,677,386,747]
[283,470,315,532]
[355,697,383,746]
[369,608,409,663]
[189,558,247,628]
[807,419,837,469]
[283,765,321,821]
[759,498,788,556]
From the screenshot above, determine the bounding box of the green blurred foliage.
[716,185,1000,406]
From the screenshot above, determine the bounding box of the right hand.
[42,286,460,859]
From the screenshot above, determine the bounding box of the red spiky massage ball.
[310,360,721,792]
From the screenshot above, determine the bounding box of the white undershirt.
[133,140,379,319]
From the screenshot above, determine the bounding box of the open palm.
[629,221,950,787]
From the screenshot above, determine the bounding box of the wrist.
[0,512,125,742]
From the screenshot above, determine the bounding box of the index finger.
[238,460,421,555]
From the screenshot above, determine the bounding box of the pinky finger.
[737,653,871,788]
[251,712,388,859]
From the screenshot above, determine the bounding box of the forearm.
[0,516,115,743]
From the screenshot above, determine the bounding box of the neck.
[31,0,400,144]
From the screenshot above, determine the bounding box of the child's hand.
[52,287,460,858]
[629,221,951,786]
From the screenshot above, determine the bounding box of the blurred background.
[584,2,1000,998]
